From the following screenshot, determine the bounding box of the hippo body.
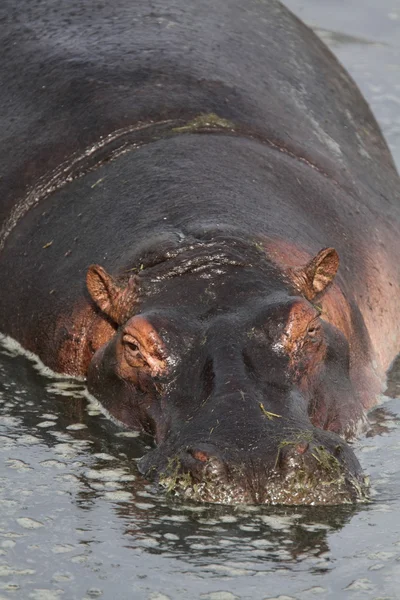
[0,0,399,504]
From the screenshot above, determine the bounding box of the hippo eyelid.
[122,331,168,377]
[124,330,166,359]
[306,318,322,337]
[122,334,142,353]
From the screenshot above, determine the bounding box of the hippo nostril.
[186,447,227,481]
[295,442,310,455]
[279,441,314,470]
[191,449,210,463]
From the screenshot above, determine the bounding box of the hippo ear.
[291,248,339,300]
[86,265,138,325]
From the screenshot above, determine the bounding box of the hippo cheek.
[137,429,369,506]
[87,340,167,433]
[87,344,108,398]
[87,343,140,429]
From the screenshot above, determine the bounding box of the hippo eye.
[125,339,139,352]
[122,335,147,367]
[306,322,321,340]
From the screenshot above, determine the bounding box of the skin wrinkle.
[0,121,341,254]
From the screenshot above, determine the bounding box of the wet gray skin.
[1,1,400,599]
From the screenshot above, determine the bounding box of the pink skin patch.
[192,450,209,463]
[122,315,168,377]
[296,442,309,455]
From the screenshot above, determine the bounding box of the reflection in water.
[314,28,385,47]
[284,0,400,170]
[386,354,400,399]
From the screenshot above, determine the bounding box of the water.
[1,2,400,599]
[284,0,400,168]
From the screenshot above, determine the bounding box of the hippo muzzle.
[137,392,369,506]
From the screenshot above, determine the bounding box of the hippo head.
[85,240,369,505]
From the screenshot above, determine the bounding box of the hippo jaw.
[86,243,371,505]
[156,465,369,506]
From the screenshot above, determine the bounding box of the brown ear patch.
[86,264,139,325]
[290,248,339,301]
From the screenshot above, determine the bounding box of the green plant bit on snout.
[274,431,314,470]
[259,402,282,420]
[311,445,343,477]
[158,456,192,494]
[90,177,105,189]
[158,456,213,500]
[312,302,323,314]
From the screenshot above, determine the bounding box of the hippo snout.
[138,430,370,506]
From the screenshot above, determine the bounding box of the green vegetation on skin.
[159,456,194,494]
[157,433,370,505]
[274,430,314,469]
[277,430,314,450]
[172,113,236,134]
[259,402,282,420]
[312,302,323,314]
[311,445,343,476]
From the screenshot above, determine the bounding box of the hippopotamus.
[0,0,399,505]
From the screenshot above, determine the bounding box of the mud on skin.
[0,0,399,505]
